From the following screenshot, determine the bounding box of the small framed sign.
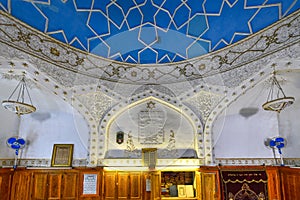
[51,144,74,167]
[83,173,98,195]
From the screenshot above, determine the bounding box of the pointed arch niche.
[98,96,204,168]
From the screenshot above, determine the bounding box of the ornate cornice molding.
[0,10,299,85]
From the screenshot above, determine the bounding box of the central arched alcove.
[99,96,204,165]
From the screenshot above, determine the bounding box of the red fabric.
[221,170,268,200]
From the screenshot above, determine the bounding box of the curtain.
[220,170,268,200]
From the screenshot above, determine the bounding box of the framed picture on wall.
[51,144,74,167]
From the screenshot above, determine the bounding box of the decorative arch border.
[203,59,300,165]
[98,91,205,166]
[0,59,101,166]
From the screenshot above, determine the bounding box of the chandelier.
[262,71,294,113]
[2,76,36,115]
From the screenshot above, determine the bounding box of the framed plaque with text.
[51,144,74,167]
[83,174,98,195]
[80,172,100,197]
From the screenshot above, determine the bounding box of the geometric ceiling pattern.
[0,0,299,64]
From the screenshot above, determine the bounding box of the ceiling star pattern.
[0,0,299,64]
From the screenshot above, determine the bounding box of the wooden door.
[150,172,161,200]
[47,173,62,200]
[31,172,48,200]
[61,172,78,199]
[117,172,130,200]
[11,170,32,200]
[0,169,13,200]
[129,172,142,200]
[103,171,117,200]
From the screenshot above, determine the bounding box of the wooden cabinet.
[103,171,142,200]
[149,170,202,200]
[160,171,198,199]
[103,171,117,200]
[0,168,14,200]
[150,171,161,200]
[10,169,32,200]
[118,172,130,200]
[266,166,281,200]
[31,172,48,199]
[279,167,300,200]
[126,172,141,200]
[199,167,220,200]
[30,170,78,200]
[61,172,78,199]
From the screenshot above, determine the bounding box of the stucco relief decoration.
[0,14,84,69]
[185,91,223,121]
[138,101,165,145]
[124,133,140,158]
[160,130,179,158]
[105,97,197,159]
[0,11,298,85]
[76,92,113,121]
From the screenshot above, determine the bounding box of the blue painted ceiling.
[1,0,299,64]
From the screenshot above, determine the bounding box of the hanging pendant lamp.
[2,76,36,115]
[262,71,294,113]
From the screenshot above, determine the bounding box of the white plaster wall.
[213,72,300,159]
[277,72,300,158]
[213,110,278,158]
[213,80,279,158]
[279,105,300,158]
[0,85,90,161]
[19,110,89,159]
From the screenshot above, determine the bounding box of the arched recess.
[203,68,272,165]
[204,59,300,165]
[0,60,92,166]
[98,95,204,166]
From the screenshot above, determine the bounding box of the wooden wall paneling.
[199,167,220,200]
[150,171,161,200]
[142,172,151,200]
[266,166,281,200]
[117,172,130,200]
[103,171,117,200]
[103,171,143,200]
[61,172,78,199]
[195,171,202,199]
[48,172,63,199]
[0,168,13,200]
[129,172,142,200]
[30,169,79,200]
[31,172,49,200]
[280,167,300,200]
[11,169,32,200]
[202,172,216,200]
